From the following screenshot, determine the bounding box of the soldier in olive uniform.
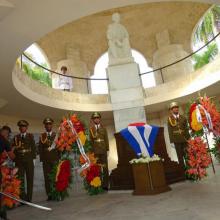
[167,102,190,170]
[38,117,59,200]
[13,120,36,202]
[89,112,109,190]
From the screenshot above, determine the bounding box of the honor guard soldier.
[89,112,109,190]
[167,102,190,171]
[13,120,36,202]
[39,117,59,201]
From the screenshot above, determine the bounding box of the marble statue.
[107,13,134,65]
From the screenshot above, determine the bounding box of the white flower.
[129,154,163,164]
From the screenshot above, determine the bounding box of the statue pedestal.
[107,62,146,132]
[109,127,185,190]
[132,161,171,195]
[109,57,134,66]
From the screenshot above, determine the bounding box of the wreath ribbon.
[67,120,90,173]
[196,104,213,130]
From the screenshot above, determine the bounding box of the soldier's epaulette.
[15,134,20,138]
[168,116,177,127]
[41,132,46,137]
[40,133,47,144]
[27,133,34,138]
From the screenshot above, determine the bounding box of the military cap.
[91,112,101,119]
[17,120,29,127]
[43,117,54,124]
[169,102,179,109]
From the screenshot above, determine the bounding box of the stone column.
[107,62,146,132]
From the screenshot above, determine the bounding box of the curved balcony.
[12,65,111,112]
[144,55,220,112]
[13,52,220,113]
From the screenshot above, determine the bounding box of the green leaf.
[22,61,52,87]
[193,43,218,70]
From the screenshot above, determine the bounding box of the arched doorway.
[90,50,155,94]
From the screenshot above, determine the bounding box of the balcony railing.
[19,31,220,94]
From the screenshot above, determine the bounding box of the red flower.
[74,121,85,133]
[56,160,71,192]
[186,137,211,180]
[56,114,86,152]
[86,164,101,183]
[199,96,220,135]
[1,166,21,208]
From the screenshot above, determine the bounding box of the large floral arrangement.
[0,153,21,208]
[49,114,103,200]
[49,157,72,201]
[56,115,86,151]
[185,137,211,180]
[199,96,220,135]
[186,95,220,181]
[189,96,220,135]
[49,114,85,201]
[80,153,103,195]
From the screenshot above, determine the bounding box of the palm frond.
[193,43,218,70]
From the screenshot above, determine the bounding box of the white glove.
[170,143,175,148]
[33,159,36,166]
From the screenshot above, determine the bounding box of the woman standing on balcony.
[58,66,73,92]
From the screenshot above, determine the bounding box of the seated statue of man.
[107,13,134,65]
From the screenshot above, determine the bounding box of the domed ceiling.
[37,2,210,73]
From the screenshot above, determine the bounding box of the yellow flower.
[55,161,64,181]
[191,110,203,131]
[78,131,86,146]
[90,177,101,187]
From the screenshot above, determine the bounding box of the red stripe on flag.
[128,122,146,127]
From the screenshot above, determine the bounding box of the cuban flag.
[120,123,159,157]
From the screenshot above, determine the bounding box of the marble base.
[107,62,146,132]
[113,107,146,132]
[108,57,134,66]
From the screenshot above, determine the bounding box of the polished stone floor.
[8,164,220,220]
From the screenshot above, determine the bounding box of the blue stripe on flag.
[148,125,159,156]
[120,125,159,157]
[136,126,150,154]
[120,128,142,155]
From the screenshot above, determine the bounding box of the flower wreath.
[49,114,103,200]
[185,95,220,181]
[0,153,21,208]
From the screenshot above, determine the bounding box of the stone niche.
[53,44,89,93]
[152,30,193,84]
